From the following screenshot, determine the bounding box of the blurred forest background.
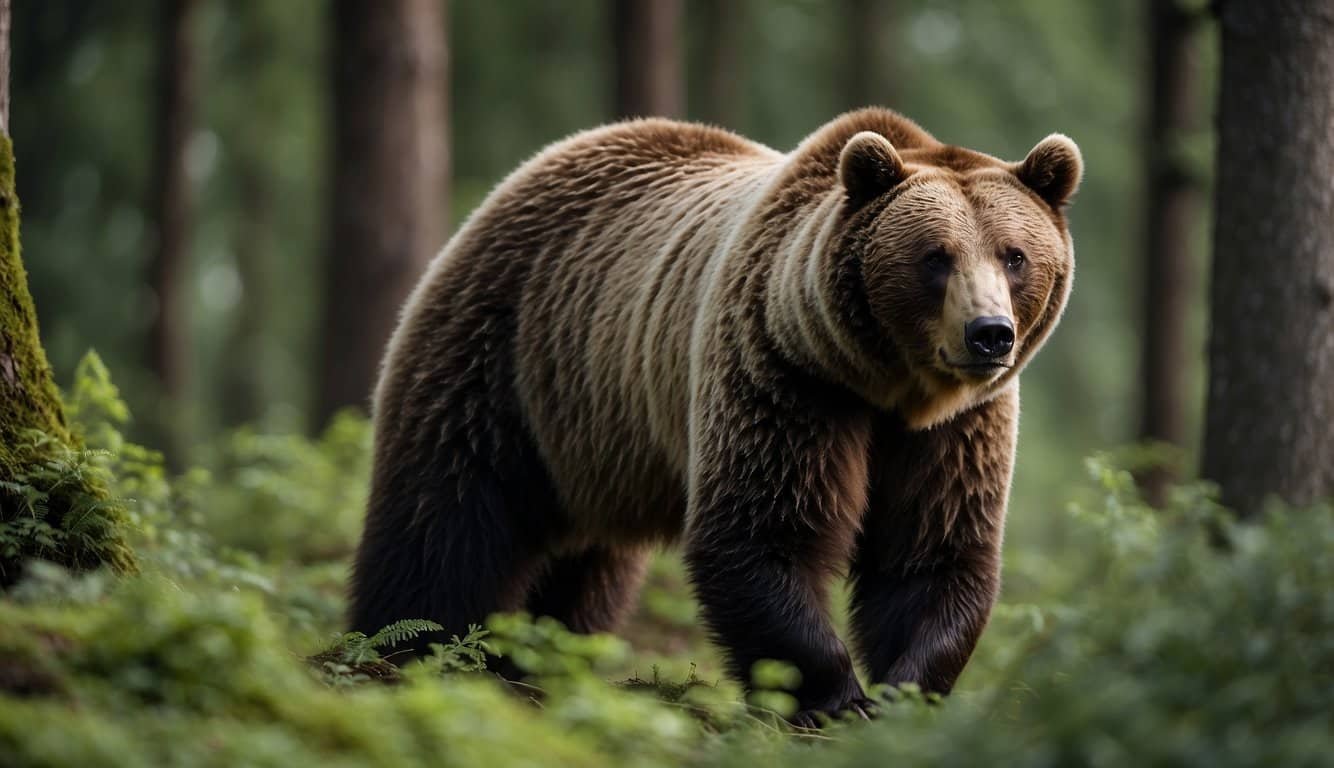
[14,0,1215,547]
[2,1,1332,765]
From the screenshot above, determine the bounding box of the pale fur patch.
[940,263,1014,362]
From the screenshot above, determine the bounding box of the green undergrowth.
[1,355,1331,767]
[0,354,136,587]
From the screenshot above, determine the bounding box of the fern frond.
[368,619,444,650]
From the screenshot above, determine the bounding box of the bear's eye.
[1003,247,1026,273]
[921,246,952,278]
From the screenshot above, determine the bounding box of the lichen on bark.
[0,135,136,586]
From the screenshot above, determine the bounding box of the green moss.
[0,137,70,460]
[0,137,136,584]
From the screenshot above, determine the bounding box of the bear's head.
[836,129,1081,428]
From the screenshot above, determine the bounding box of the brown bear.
[349,108,1081,726]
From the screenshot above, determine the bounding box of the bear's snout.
[963,316,1015,359]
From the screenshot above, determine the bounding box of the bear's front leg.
[685,371,875,727]
[849,389,1016,696]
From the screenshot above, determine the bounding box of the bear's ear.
[1014,134,1083,209]
[838,131,906,205]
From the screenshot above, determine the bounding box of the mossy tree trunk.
[0,0,134,585]
[0,36,68,460]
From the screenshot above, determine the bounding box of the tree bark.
[217,0,279,428]
[219,165,272,427]
[0,0,134,584]
[1203,0,1334,515]
[147,0,199,462]
[1138,0,1203,505]
[842,0,895,110]
[0,0,7,138]
[699,0,743,128]
[0,0,65,457]
[316,0,449,428]
[612,0,684,118]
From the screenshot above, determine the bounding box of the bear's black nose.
[964,316,1015,359]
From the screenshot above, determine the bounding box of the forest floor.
[0,358,1330,767]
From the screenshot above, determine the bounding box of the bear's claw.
[788,696,879,729]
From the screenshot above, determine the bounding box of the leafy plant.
[424,624,493,674]
[0,428,135,585]
[332,619,446,666]
[202,410,371,562]
[314,619,450,687]
[487,612,630,678]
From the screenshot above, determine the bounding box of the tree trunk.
[0,1,64,455]
[1138,0,1204,505]
[147,0,199,462]
[315,0,449,428]
[0,0,134,584]
[0,0,6,136]
[217,0,280,428]
[699,0,743,128]
[219,165,272,427]
[612,0,683,118]
[1202,0,1334,516]
[842,0,895,110]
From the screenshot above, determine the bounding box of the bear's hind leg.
[348,476,546,657]
[525,546,651,634]
[348,420,560,659]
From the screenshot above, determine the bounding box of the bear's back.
[514,123,786,543]
[381,120,782,546]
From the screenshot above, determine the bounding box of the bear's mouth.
[938,348,1012,380]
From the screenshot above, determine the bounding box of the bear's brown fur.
[350,108,1081,725]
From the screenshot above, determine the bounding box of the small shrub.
[0,354,138,584]
[203,410,371,562]
[313,619,446,686]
